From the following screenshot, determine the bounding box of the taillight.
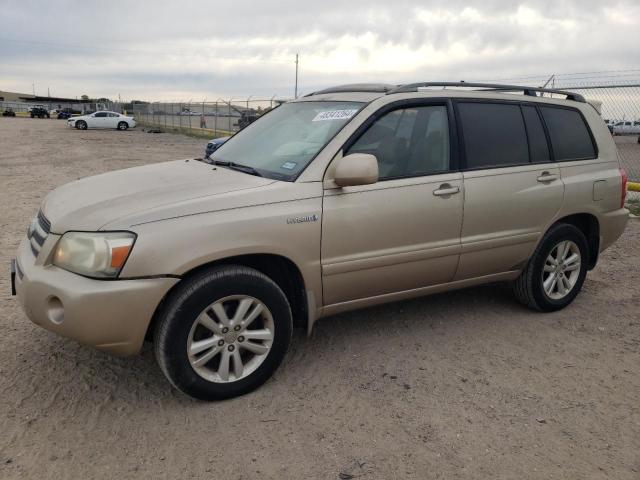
[620,167,628,208]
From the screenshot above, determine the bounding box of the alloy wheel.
[186,295,274,383]
[542,240,581,300]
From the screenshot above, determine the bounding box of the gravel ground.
[1,117,639,480]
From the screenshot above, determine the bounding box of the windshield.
[211,101,364,180]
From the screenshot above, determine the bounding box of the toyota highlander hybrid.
[12,82,629,400]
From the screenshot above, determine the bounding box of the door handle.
[433,184,460,196]
[537,171,559,183]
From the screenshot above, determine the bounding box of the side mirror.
[334,153,379,187]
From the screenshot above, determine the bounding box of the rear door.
[321,101,464,305]
[107,112,121,128]
[454,101,564,280]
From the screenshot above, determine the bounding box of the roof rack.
[305,83,397,96]
[386,82,585,103]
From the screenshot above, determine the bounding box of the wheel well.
[554,213,600,269]
[146,254,308,341]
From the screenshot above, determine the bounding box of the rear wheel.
[154,265,293,400]
[76,120,87,130]
[117,121,129,130]
[513,223,588,311]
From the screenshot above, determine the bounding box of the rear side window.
[540,107,595,160]
[521,106,550,163]
[458,102,528,169]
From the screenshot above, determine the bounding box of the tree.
[80,95,89,101]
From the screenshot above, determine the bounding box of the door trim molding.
[323,242,461,276]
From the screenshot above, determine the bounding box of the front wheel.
[154,265,293,400]
[117,121,129,130]
[76,120,87,130]
[513,223,589,312]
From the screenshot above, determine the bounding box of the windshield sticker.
[312,109,358,122]
[281,161,297,170]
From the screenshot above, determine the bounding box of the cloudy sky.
[1,0,639,101]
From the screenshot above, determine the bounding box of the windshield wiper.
[211,160,263,177]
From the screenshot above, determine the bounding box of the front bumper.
[14,236,178,356]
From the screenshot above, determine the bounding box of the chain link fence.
[131,98,289,138]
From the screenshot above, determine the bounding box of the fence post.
[214,101,218,136]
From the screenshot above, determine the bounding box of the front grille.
[27,209,50,257]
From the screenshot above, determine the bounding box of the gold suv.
[12,82,629,400]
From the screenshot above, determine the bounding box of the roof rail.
[386,82,586,103]
[305,83,397,96]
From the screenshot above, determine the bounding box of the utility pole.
[47,87,50,97]
[294,53,299,99]
[32,82,35,95]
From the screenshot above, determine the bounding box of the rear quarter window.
[539,106,596,161]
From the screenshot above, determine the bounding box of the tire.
[30,113,35,118]
[513,223,589,312]
[76,120,87,130]
[117,121,129,131]
[154,265,293,400]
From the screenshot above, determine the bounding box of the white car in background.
[67,111,136,130]
[612,120,640,136]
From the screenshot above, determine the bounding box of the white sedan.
[67,111,136,130]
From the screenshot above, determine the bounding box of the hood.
[42,160,275,232]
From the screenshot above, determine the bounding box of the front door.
[321,103,464,306]
[90,112,109,128]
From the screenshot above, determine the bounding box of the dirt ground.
[0,117,639,480]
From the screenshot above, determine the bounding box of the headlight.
[53,231,136,278]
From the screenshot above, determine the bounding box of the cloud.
[1,0,639,100]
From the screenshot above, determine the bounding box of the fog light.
[46,296,64,325]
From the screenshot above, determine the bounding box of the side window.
[458,102,529,168]
[95,112,108,117]
[540,106,596,160]
[521,105,550,163]
[109,112,119,117]
[346,105,450,179]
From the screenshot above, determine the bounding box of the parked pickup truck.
[30,106,50,119]
[612,121,640,136]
